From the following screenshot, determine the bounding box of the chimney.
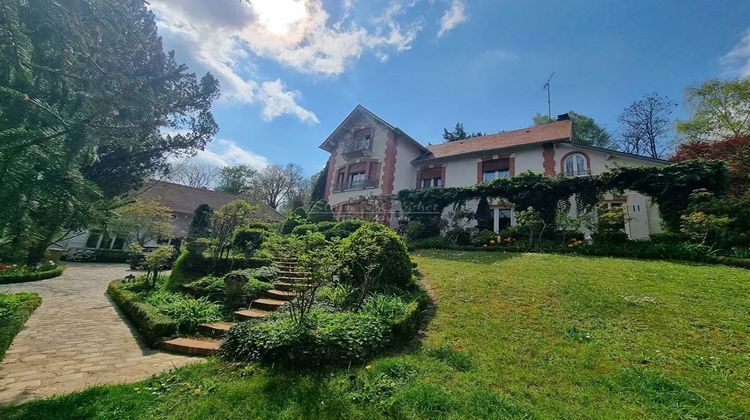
[556,113,570,121]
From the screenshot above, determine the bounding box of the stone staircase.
[161,255,312,356]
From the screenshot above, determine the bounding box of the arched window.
[563,153,589,177]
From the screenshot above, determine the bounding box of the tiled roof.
[132,180,285,221]
[419,120,573,161]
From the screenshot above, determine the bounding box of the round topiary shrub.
[336,219,366,233]
[280,215,303,234]
[232,228,267,254]
[291,223,318,236]
[315,221,337,232]
[324,228,350,240]
[339,222,413,290]
[244,221,271,231]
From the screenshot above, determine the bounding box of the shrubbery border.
[0,265,65,285]
[409,239,750,269]
[107,280,178,346]
[168,250,272,289]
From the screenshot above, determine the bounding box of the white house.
[320,105,666,239]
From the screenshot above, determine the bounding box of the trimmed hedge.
[0,265,65,285]
[107,280,178,346]
[0,292,42,360]
[169,250,272,290]
[220,311,389,367]
[63,249,131,263]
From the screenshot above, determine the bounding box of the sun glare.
[251,0,308,35]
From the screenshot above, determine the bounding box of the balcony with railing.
[341,137,373,158]
[332,178,378,193]
[563,169,592,177]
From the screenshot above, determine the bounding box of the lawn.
[0,292,42,360]
[2,251,749,418]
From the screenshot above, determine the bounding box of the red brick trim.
[542,143,556,176]
[324,152,336,199]
[559,150,591,175]
[382,132,398,196]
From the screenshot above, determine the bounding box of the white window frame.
[564,153,588,177]
[421,177,441,188]
[483,169,510,181]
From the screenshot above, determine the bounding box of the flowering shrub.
[0,261,64,284]
[0,261,57,276]
[567,238,585,248]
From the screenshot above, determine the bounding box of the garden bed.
[0,263,64,285]
[108,280,179,346]
[0,292,42,360]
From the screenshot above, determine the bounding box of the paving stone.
[0,263,201,405]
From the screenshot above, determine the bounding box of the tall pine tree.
[0,0,220,263]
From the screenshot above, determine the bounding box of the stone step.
[265,289,297,301]
[161,338,220,357]
[274,282,312,291]
[277,276,312,283]
[199,322,235,337]
[280,270,310,278]
[252,298,287,311]
[234,308,272,320]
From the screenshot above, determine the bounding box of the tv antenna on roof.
[543,72,555,119]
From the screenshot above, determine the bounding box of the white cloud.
[148,0,426,123]
[193,139,270,170]
[438,0,467,38]
[259,80,320,124]
[721,28,750,77]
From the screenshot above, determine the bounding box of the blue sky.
[150,0,750,176]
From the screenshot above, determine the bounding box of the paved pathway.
[0,263,199,405]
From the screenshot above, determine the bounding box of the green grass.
[0,292,42,360]
[3,251,750,418]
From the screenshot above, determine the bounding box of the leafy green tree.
[215,165,256,195]
[532,111,611,147]
[516,206,547,245]
[210,200,256,263]
[676,78,750,142]
[109,199,175,248]
[142,245,175,289]
[0,0,219,264]
[443,123,484,142]
[310,162,329,203]
[188,204,213,240]
[532,114,555,125]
